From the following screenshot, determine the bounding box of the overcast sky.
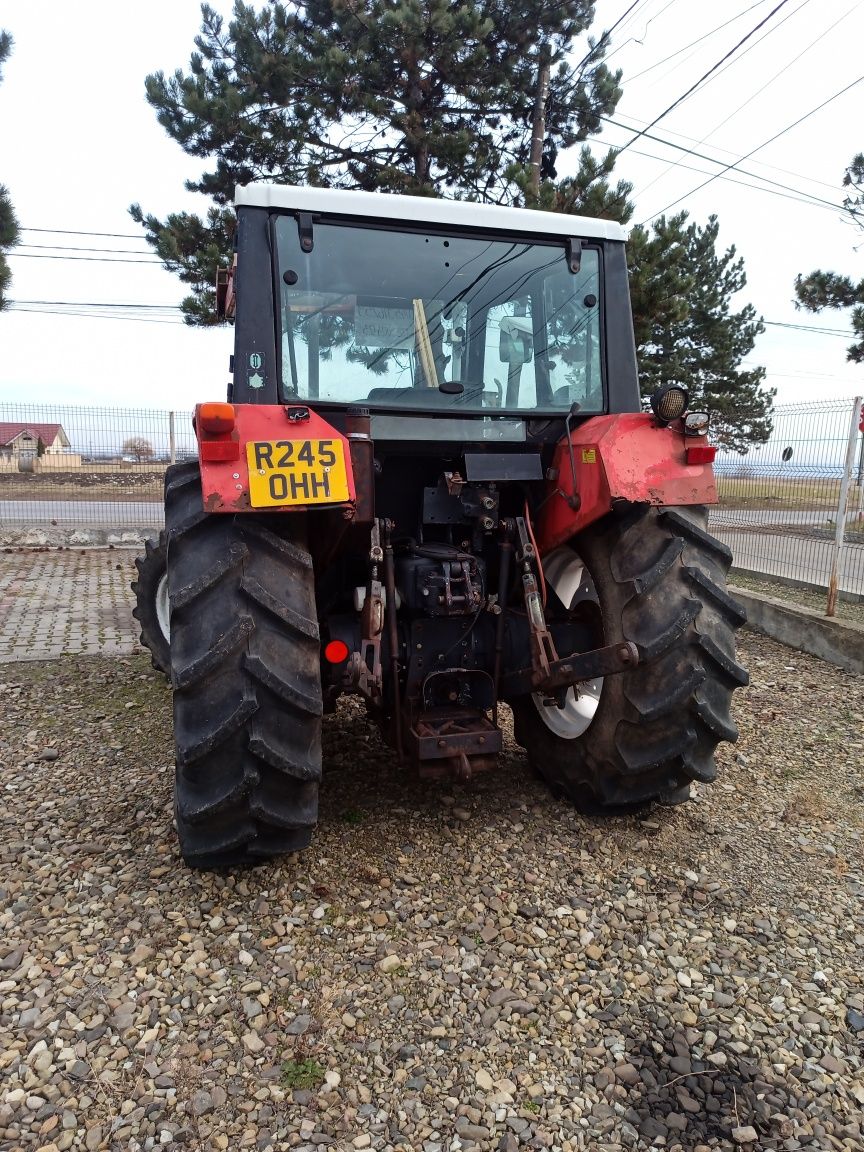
[0,0,862,415]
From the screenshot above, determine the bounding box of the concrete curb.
[0,527,157,547]
[730,585,864,676]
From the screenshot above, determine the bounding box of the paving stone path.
[0,548,139,662]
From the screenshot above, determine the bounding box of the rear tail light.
[200,440,240,462]
[324,639,350,664]
[686,444,717,466]
[198,402,236,434]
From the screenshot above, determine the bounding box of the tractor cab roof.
[234,184,627,243]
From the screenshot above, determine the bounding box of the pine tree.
[131,0,622,322]
[627,214,773,453]
[0,31,19,313]
[795,152,864,363]
[134,2,773,452]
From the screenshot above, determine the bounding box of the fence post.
[826,394,862,616]
[169,411,176,465]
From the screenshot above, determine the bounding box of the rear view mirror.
[498,316,533,365]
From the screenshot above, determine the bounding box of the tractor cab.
[224,184,640,423]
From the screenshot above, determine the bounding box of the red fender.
[195,403,356,514]
[537,413,717,554]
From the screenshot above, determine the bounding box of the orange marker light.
[198,402,236,434]
[324,639,350,664]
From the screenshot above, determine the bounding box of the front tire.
[166,464,321,868]
[131,530,170,676]
[512,505,748,811]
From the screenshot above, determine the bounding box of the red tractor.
[138,185,747,869]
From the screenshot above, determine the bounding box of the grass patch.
[781,785,828,824]
[728,571,864,628]
[717,475,844,510]
[340,808,365,824]
[280,1058,325,1090]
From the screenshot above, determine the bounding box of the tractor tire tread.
[131,531,171,676]
[167,465,320,869]
[512,504,747,812]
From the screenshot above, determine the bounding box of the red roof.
[0,422,69,448]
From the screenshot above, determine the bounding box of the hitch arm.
[501,641,638,698]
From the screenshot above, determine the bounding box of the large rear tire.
[512,505,748,810]
[131,530,170,676]
[165,463,321,868]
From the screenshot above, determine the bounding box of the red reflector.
[198,402,235,434]
[324,639,350,664]
[200,439,240,462]
[686,444,717,465]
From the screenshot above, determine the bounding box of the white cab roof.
[234,183,627,242]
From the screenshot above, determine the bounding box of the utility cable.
[639,71,864,223]
[602,0,680,65]
[763,320,853,337]
[634,0,850,200]
[624,0,770,83]
[574,0,645,73]
[603,112,841,192]
[8,306,187,325]
[601,117,844,213]
[7,252,164,265]
[20,226,149,240]
[19,242,168,257]
[613,0,793,157]
[9,298,182,309]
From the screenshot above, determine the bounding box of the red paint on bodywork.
[195,403,356,513]
[537,412,717,554]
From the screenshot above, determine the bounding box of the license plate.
[246,439,350,507]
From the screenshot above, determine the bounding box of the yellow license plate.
[246,439,350,507]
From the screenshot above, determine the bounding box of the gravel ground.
[1,632,862,1152]
[729,574,864,629]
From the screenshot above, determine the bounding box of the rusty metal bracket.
[407,710,502,780]
[352,519,385,701]
[502,640,639,698]
[511,516,558,679]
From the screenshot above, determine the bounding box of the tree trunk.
[528,50,551,202]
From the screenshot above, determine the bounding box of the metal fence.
[0,403,195,535]
[2,398,863,609]
[710,395,864,609]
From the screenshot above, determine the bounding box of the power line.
[8,252,164,265]
[601,117,844,214]
[763,320,854,337]
[639,71,864,223]
[614,0,794,157]
[606,114,840,193]
[624,0,770,83]
[10,298,182,309]
[634,0,852,201]
[574,0,646,72]
[603,0,680,65]
[8,306,188,326]
[21,226,148,240]
[677,0,812,96]
[20,242,166,257]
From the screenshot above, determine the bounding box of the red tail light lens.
[324,639,350,664]
[686,444,717,466]
[200,439,240,462]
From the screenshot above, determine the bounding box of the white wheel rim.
[156,573,170,643]
[532,547,602,740]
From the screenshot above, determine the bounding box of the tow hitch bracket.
[502,640,638,697]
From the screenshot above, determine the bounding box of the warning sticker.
[581,448,597,464]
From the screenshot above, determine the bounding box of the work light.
[650,385,688,425]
